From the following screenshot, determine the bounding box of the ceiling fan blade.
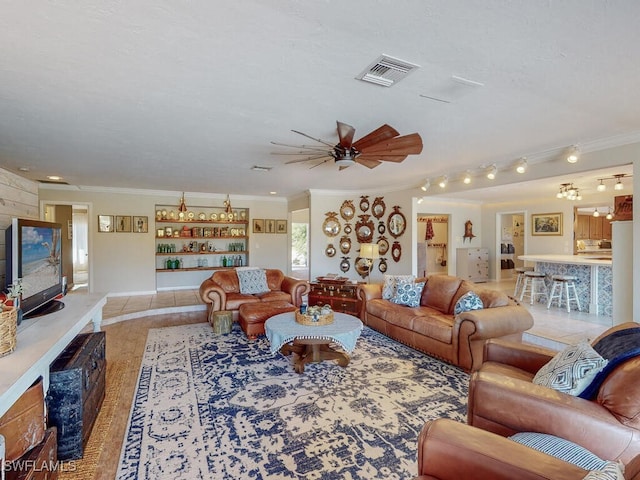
[358,133,423,156]
[355,157,383,169]
[291,129,335,147]
[309,159,331,169]
[270,141,331,153]
[353,124,400,151]
[285,154,332,164]
[358,154,407,163]
[336,121,356,149]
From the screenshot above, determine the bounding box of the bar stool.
[547,275,581,313]
[513,266,534,298]
[519,271,548,305]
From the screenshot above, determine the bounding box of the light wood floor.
[62,311,206,480]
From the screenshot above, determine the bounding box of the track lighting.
[417,197,424,204]
[515,158,527,174]
[486,164,497,180]
[420,179,431,192]
[593,208,600,217]
[597,179,606,192]
[596,173,632,192]
[437,175,448,188]
[614,175,624,190]
[463,171,472,184]
[566,145,580,163]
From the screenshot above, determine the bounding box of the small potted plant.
[4,278,23,325]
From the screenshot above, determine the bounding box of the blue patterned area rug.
[117,322,468,479]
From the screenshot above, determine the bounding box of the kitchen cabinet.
[575,215,590,239]
[602,218,612,239]
[589,216,603,240]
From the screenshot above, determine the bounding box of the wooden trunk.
[5,427,58,480]
[46,332,106,460]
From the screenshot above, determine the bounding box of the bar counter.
[518,254,612,316]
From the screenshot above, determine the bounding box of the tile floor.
[95,278,613,350]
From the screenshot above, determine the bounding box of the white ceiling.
[1,1,639,200]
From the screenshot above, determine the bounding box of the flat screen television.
[5,218,65,318]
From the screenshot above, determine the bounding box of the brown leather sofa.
[414,418,640,480]
[357,274,533,371]
[199,268,309,319]
[468,322,640,463]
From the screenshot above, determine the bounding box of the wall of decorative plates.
[322,195,407,278]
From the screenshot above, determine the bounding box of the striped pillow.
[509,432,607,470]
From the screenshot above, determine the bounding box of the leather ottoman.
[238,301,296,340]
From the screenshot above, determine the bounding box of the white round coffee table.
[265,311,363,373]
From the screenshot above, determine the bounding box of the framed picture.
[116,215,132,233]
[276,219,287,234]
[265,219,275,233]
[253,218,264,233]
[532,212,563,236]
[98,215,114,232]
[133,216,148,233]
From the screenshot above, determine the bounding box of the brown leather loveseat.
[468,322,640,463]
[357,274,533,372]
[199,268,309,320]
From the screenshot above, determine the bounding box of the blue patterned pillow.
[382,275,415,300]
[391,281,425,307]
[454,291,483,315]
[533,341,607,396]
[237,268,269,294]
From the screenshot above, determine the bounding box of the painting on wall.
[532,212,562,236]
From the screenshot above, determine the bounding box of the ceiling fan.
[271,121,423,170]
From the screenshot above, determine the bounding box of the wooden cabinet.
[575,215,590,239]
[456,248,489,283]
[589,216,603,240]
[308,282,361,315]
[155,205,249,272]
[5,427,58,480]
[46,332,106,460]
[602,218,612,239]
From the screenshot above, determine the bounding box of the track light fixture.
[420,179,431,192]
[463,171,472,184]
[596,173,632,193]
[566,145,580,163]
[437,175,448,188]
[606,208,614,220]
[417,197,424,204]
[486,164,497,180]
[593,208,600,217]
[515,157,527,174]
[556,183,582,201]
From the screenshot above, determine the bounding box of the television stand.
[25,299,65,319]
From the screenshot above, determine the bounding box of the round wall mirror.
[387,206,406,238]
[377,236,389,255]
[340,256,350,272]
[325,244,336,257]
[323,213,341,237]
[377,221,385,235]
[340,200,356,221]
[378,258,388,273]
[344,223,353,234]
[339,236,351,254]
[372,197,386,219]
[356,214,374,243]
[355,257,370,278]
[359,195,370,212]
[391,241,402,262]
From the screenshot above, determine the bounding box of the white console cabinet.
[456,247,489,283]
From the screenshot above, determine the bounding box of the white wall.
[39,187,288,294]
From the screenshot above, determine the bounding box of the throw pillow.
[382,274,415,300]
[532,341,608,396]
[453,291,484,315]
[509,432,609,471]
[237,268,269,295]
[391,281,425,308]
[583,462,625,480]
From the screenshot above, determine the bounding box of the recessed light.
[47,175,63,181]
[270,191,277,195]
[18,167,30,172]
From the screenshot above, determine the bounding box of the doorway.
[416,214,450,277]
[496,211,526,281]
[290,208,309,281]
[42,202,91,292]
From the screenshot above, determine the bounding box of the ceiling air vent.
[356,54,420,87]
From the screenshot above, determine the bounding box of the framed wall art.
[116,215,132,232]
[276,219,287,234]
[532,212,563,236]
[266,219,276,233]
[98,215,114,232]
[133,216,148,233]
[253,218,264,233]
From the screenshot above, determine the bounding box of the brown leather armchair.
[415,418,640,480]
[468,322,640,464]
